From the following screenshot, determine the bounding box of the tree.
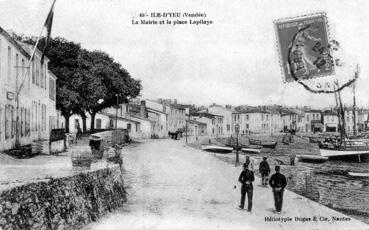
[23,36,142,133]
[23,37,83,132]
[77,50,141,132]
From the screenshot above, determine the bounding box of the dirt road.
[85,139,369,230]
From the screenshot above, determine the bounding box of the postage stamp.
[274,12,334,83]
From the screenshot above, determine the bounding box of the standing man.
[238,163,255,212]
[259,157,270,186]
[269,165,287,214]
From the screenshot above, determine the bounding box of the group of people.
[238,156,287,214]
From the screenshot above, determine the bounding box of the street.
[85,139,368,230]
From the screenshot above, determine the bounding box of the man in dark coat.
[238,163,255,211]
[259,157,270,186]
[269,165,287,213]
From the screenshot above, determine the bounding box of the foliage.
[22,36,142,130]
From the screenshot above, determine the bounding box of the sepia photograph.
[0,0,369,229]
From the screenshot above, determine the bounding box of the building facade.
[0,28,57,151]
[208,104,233,136]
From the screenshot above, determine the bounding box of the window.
[11,105,15,138]
[307,115,310,122]
[261,114,264,121]
[127,123,132,132]
[49,78,56,100]
[246,114,249,120]
[21,59,26,90]
[21,108,24,137]
[32,61,35,83]
[7,46,11,81]
[246,124,249,129]
[16,53,19,83]
[227,124,230,131]
[5,105,10,139]
[96,119,102,129]
[41,63,44,88]
[36,58,39,85]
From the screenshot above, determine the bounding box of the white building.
[192,110,223,137]
[208,104,233,136]
[232,107,281,135]
[323,111,339,132]
[0,27,57,151]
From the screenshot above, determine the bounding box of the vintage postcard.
[0,0,368,230]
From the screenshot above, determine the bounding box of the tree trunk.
[90,112,96,133]
[64,114,70,133]
[79,112,87,133]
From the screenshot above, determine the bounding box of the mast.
[335,81,347,144]
[353,80,357,137]
[334,87,342,139]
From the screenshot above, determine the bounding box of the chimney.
[140,100,146,118]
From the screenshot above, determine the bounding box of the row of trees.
[23,36,142,132]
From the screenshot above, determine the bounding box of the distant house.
[280,109,298,132]
[208,104,233,136]
[343,107,358,135]
[187,120,207,136]
[192,109,223,137]
[322,110,339,133]
[232,106,280,135]
[304,109,323,133]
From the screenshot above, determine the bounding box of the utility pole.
[235,124,240,166]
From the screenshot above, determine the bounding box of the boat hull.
[201,145,233,154]
[241,148,261,154]
[320,148,369,157]
[347,172,369,177]
[297,155,328,163]
[249,139,277,149]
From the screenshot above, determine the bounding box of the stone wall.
[0,166,126,230]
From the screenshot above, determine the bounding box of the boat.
[201,145,233,154]
[296,154,328,163]
[318,80,369,161]
[347,172,369,178]
[241,146,261,154]
[249,138,278,149]
[309,136,323,143]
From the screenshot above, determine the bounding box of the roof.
[192,110,223,118]
[304,109,322,113]
[101,112,140,124]
[0,27,30,59]
[234,106,270,114]
[322,110,338,116]
[48,70,57,79]
[146,107,168,115]
[188,120,207,125]
[279,108,298,116]
[18,42,50,62]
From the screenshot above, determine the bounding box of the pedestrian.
[259,157,270,186]
[245,156,254,171]
[269,165,287,214]
[238,163,255,212]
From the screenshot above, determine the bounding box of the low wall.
[0,166,126,230]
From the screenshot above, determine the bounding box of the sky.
[0,0,368,108]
